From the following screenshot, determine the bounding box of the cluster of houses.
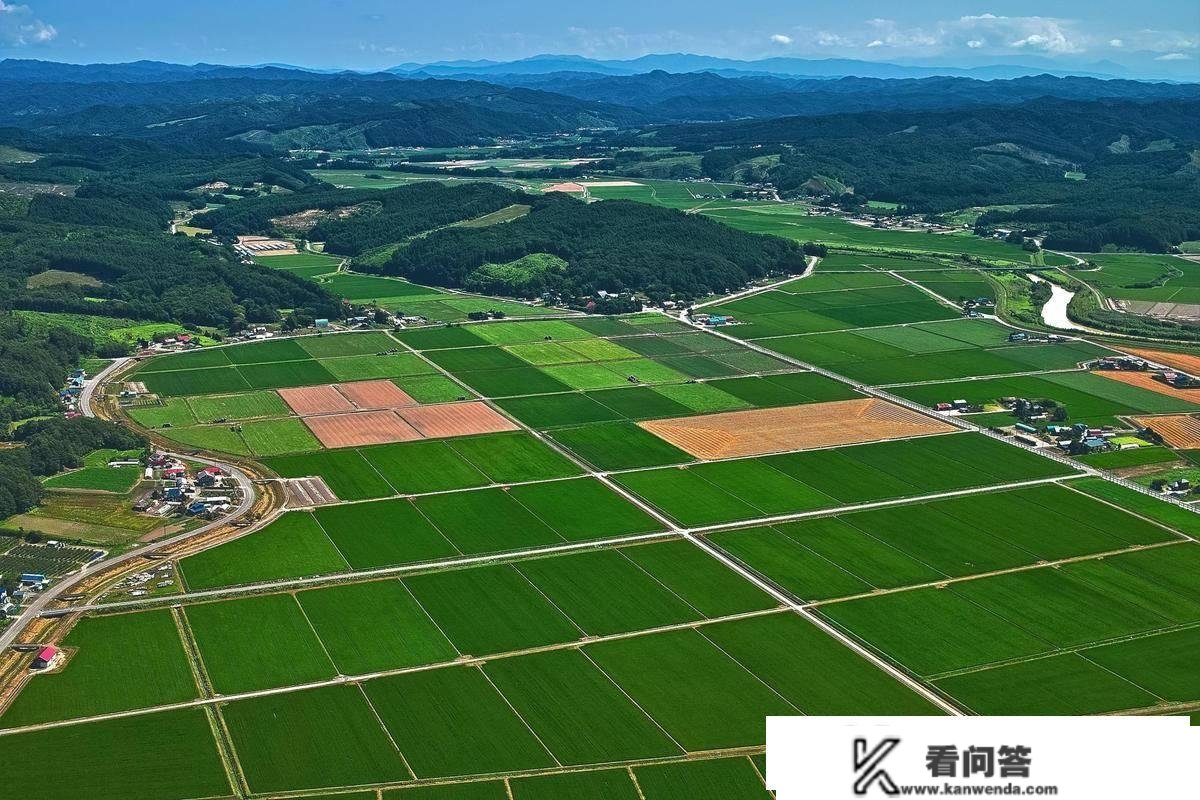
[133,453,237,519]
[691,313,738,327]
[1007,331,1068,344]
[108,562,175,599]
[960,297,995,317]
[1094,355,1200,390]
[58,367,87,418]
[1,573,51,620]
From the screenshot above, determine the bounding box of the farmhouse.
[31,646,58,670]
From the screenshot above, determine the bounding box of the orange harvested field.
[638,398,955,460]
[302,410,421,448]
[398,401,518,439]
[1121,347,1200,375]
[335,380,417,410]
[1094,369,1200,401]
[1130,414,1200,449]
[543,182,586,193]
[278,385,354,415]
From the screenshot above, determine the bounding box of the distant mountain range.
[0,57,1195,149]
[388,53,1128,81]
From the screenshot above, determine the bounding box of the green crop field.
[186,593,337,693]
[180,512,348,590]
[299,330,399,357]
[254,252,342,270]
[266,449,396,500]
[549,421,694,469]
[155,423,250,455]
[704,207,1039,264]
[483,648,682,765]
[42,463,140,493]
[404,564,580,655]
[506,479,665,541]
[0,610,196,727]
[1,709,230,800]
[297,580,458,674]
[413,488,567,554]
[314,497,459,568]
[364,667,557,778]
[125,397,198,428]
[360,439,490,494]
[186,389,289,421]
[223,684,411,793]
[239,416,321,455]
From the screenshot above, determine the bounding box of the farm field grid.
[6,255,1200,800]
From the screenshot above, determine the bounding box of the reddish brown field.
[335,380,417,410]
[1095,369,1200,401]
[1122,347,1200,375]
[639,398,955,460]
[302,410,421,448]
[399,401,518,439]
[1130,414,1200,448]
[278,385,354,415]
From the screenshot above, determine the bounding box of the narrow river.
[1027,273,1087,331]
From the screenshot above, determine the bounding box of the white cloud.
[0,0,56,46]
[1155,52,1191,61]
[783,13,1091,57]
[770,34,792,45]
[1109,39,1124,48]
[815,31,853,48]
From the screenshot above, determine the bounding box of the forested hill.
[0,131,343,329]
[652,98,1200,252]
[193,181,520,255]
[378,194,809,300]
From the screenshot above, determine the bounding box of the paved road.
[0,359,257,652]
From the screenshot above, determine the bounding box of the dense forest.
[0,132,343,329]
[378,195,808,299]
[650,98,1200,252]
[195,181,522,256]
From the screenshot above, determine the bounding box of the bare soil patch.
[278,385,355,415]
[302,410,421,448]
[639,398,955,460]
[1095,369,1200,401]
[1130,414,1200,449]
[335,380,417,410]
[398,401,518,439]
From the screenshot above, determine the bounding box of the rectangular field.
[639,398,956,459]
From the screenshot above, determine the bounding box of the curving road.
[0,358,257,652]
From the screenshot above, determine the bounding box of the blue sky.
[0,0,1196,74]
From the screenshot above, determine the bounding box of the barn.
[32,646,58,670]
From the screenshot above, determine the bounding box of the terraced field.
[6,269,1200,800]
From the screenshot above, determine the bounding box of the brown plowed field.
[335,380,417,410]
[1121,347,1200,375]
[1130,414,1200,448]
[399,401,518,439]
[302,410,422,448]
[278,385,354,415]
[638,398,956,460]
[1094,369,1200,401]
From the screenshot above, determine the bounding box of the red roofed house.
[32,646,58,669]
[199,466,224,477]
